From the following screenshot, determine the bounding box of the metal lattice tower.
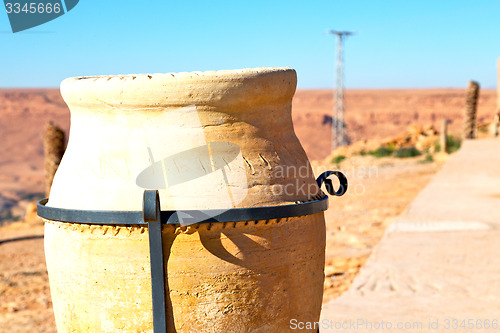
[327,30,354,151]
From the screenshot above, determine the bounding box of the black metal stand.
[143,190,167,333]
[37,171,347,333]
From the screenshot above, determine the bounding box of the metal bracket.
[143,190,167,333]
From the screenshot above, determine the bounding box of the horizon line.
[0,86,496,91]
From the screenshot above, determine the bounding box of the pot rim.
[60,67,297,109]
[67,67,293,82]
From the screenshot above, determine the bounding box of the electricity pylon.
[327,30,354,151]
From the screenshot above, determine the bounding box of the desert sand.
[0,88,496,332]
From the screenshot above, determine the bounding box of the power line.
[327,30,354,151]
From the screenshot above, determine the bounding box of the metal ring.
[37,196,329,225]
[37,171,348,225]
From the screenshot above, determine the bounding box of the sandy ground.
[0,224,52,333]
[0,88,487,331]
[319,156,440,302]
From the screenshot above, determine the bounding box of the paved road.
[320,139,500,333]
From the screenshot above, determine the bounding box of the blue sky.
[1,0,500,89]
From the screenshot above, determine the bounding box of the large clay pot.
[44,67,326,332]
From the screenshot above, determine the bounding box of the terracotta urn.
[44,67,326,332]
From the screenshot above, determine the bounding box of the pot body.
[45,68,326,332]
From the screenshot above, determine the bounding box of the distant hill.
[0,88,496,197]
